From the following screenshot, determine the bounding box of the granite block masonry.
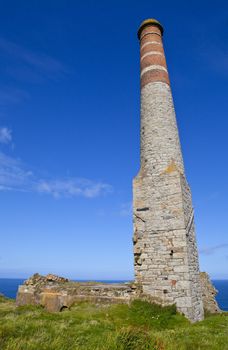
[133,19,204,322]
[16,273,220,314]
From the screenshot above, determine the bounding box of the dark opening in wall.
[136,207,149,212]
[60,306,68,312]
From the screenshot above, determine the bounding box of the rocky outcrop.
[200,272,221,313]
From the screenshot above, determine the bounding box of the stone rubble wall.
[133,78,204,322]
[133,169,204,321]
[16,273,221,315]
[16,274,136,312]
[180,176,204,321]
[140,82,184,175]
[200,272,221,313]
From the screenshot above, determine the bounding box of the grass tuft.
[115,327,152,350]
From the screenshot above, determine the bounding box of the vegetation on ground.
[0,295,227,350]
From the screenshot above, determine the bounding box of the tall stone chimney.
[133,19,204,322]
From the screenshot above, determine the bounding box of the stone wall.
[133,168,204,321]
[16,274,136,312]
[16,273,221,316]
[200,272,221,313]
[133,19,204,322]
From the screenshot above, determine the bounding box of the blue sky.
[0,0,227,280]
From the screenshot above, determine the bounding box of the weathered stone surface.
[24,273,68,286]
[16,285,36,306]
[16,273,220,315]
[16,274,136,312]
[200,272,221,314]
[24,273,44,286]
[40,292,67,312]
[134,19,204,322]
[45,274,69,283]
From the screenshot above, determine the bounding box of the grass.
[0,295,227,350]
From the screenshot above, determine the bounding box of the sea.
[0,279,227,311]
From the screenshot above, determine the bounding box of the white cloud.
[0,151,112,199]
[0,152,33,191]
[0,127,12,144]
[36,179,112,199]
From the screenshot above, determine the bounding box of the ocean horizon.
[0,278,227,312]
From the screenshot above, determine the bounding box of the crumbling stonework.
[133,19,204,322]
[24,273,69,286]
[200,272,221,314]
[16,274,136,312]
[16,273,220,315]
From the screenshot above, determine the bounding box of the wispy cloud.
[200,243,228,256]
[37,179,112,199]
[120,201,132,216]
[0,152,112,199]
[0,37,67,80]
[0,87,29,106]
[0,152,34,192]
[0,128,12,144]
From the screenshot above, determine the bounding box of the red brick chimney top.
[137,18,164,39]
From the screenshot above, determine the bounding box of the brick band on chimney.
[138,19,170,88]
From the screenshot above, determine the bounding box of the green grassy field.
[0,295,227,350]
